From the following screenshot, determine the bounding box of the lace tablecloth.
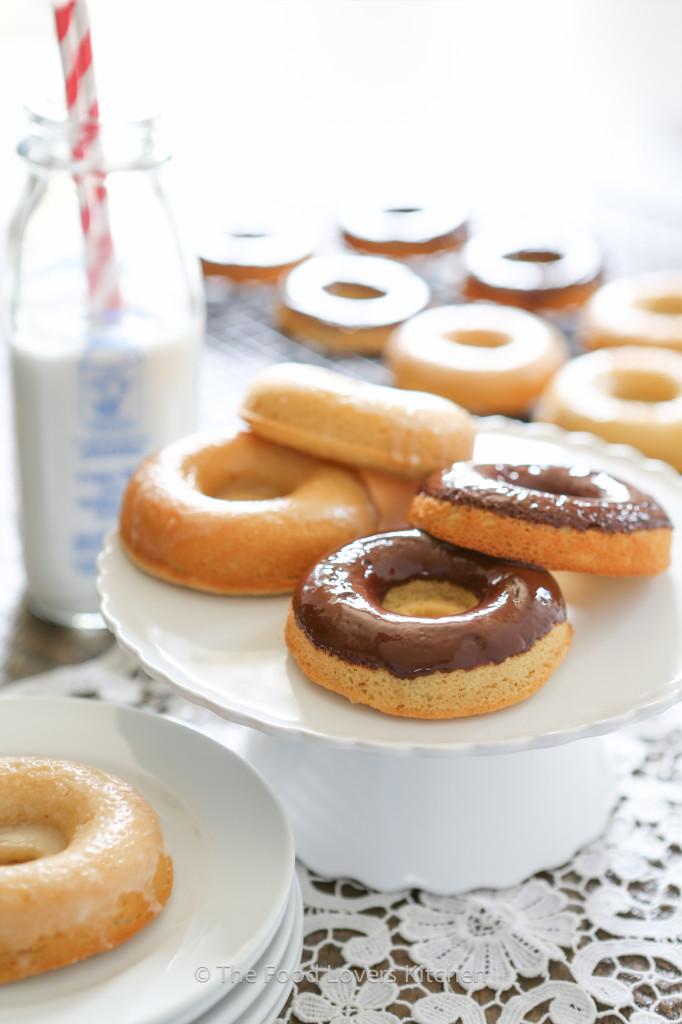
[6,648,682,1024]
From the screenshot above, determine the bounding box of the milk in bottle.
[3,105,204,626]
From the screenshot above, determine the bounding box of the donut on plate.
[461,230,603,312]
[276,252,431,354]
[285,529,572,719]
[580,271,682,352]
[534,345,682,472]
[198,210,316,284]
[0,757,172,983]
[339,200,468,258]
[240,363,476,532]
[119,428,377,594]
[408,462,672,576]
[385,303,570,416]
[239,362,476,478]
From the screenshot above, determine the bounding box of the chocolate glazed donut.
[408,463,673,576]
[285,530,572,719]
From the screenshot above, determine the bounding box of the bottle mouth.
[18,98,168,173]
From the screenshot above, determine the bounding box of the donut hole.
[211,478,291,501]
[633,294,682,316]
[533,477,603,499]
[609,369,680,404]
[0,822,68,864]
[495,465,616,500]
[229,231,269,240]
[384,207,422,215]
[198,463,299,501]
[195,458,296,500]
[190,435,313,501]
[382,578,479,618]
[323,281,386,301]
[446,329,511,349]
[503,249,563,264]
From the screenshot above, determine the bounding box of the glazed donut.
[355,469,424,531]
[580,271,682,352]
[385,303,570,416]
[535,345,682,472]
[239,362,476,479]
[408,462,672,576]
[276,253,431,354]
[339,200,468,258]
[285,529,572,719]
[119,428,377,594]
[198,211,316,283]
[0,757,172,983]
[461,230,603,312]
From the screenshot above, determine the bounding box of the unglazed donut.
[276,253,431,354]
[461,230,603,312]
[385,303,569,416]
[580,271,682,352]
[285,529,572,718]
[408,462,672,576]
[535,345,682,471]
[119,428,377,594]
[339,200,468,258]
[199,211,316,283]
[239,362,476,479]
[0,757,172,983]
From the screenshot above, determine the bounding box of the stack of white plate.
[0,698,302,1024]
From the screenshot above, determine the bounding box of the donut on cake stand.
[97,421,682,894]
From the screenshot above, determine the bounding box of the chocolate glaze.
[292,529,567,678]
[422,463,672,534]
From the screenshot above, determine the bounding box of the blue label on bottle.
[72,326,151,577]
[78,345,145,431]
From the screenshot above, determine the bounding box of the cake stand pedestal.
[234,728,615,893]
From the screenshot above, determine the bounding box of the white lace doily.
[7,647,682,1023]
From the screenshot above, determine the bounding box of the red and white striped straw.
[52,0,121,312]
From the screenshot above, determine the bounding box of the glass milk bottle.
[2,105,204,627]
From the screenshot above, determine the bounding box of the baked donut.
[119,428,377,594]
[461,230,603,312]
[580,271,682,352]
[285,529,572,719]
[408,462,672,576]
[276,253,431,354]
[534,345,682,472]
[0,757,172,983]
[385,303,570,416]
[339,200,468,258]
[239,362,476,479]
[356,469,424,531]
[198,211,316,283]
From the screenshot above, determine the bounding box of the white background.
[1,0,682,232]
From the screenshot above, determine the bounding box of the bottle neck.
[18,103,169,175]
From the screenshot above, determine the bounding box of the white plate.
[98,421,682,757]
[0,698,294,1024]
[227,885,302,1024]
[230,904,302,1024]
[195,874,302,1024]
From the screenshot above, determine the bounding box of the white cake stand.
[98,422,682,894]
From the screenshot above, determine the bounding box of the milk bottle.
[3,105,204,626]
